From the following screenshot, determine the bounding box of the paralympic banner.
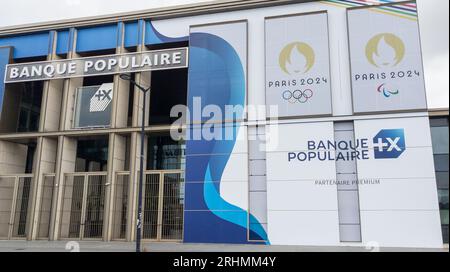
[347,2,427,114]
[265,11,332,118]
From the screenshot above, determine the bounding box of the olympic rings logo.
[282,89,314,104]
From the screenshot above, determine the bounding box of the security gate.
[0,175,33,240]
[59,173,106,240]
[142,171,184,241]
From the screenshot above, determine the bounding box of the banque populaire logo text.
[287,129,406,162]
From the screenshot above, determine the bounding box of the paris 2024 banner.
[347,2,427,114]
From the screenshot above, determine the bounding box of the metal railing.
[0,174,33,240]
[59,172,107,240]
[141,170,185,242]
[0,170,185,242]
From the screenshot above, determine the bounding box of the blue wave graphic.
[184,32,268,244]
[146,21,189,45]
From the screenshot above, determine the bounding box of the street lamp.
[119,73,150,253]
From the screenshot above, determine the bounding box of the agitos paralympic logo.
[377,83,399,98]
[288,129,406,162]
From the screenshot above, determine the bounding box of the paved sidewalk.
[0,240,447,252]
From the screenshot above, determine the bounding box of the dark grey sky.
[0,0,448,109]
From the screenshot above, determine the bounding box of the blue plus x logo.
[373,129,406,159]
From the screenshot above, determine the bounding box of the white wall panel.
[267,151,336,181]
[359,178,439,211]
[220,181,248,211]
[267,180,338,211]
[355,116,442,248]
[361,211,443,248]
[268,211,340,246]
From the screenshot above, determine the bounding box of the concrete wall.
[0,141,27,174]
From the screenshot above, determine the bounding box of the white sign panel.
[4,47,188,83]
[265,12,332,118]
[353,116,442,248]
[265,122,339,246]
[348,3,427,113]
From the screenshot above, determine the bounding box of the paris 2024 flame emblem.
[366,33,405,68]
[278,42,316,104]
[279,42,315,75]
[366,33,405,98]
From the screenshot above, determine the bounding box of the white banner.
[348,3,427,113]
[265,12,332,118]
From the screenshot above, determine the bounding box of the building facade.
[0,0,448,248]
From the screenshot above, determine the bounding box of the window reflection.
[431,117,449,244]
[147,134,185,170]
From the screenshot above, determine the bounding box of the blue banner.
[0,47,12,119]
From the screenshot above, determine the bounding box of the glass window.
[434,154,449,172]
[29,111,40,131]
[430,116,449,244]
[436,172,449,189]
[16,81,43,133]
[147,134,185,170]
[74,84,114,128]
[17,108,29,131]
[75,138,109,172]
[430,118,449,127]
[25,144,36,174]
[443,226,449,244]
[149,68,188,125]
[441,210,449,225]
[439,190,449,210]
[127,74,135,127]
[431,126,449,154]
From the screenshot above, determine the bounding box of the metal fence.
[0,171,185,242]
[59,172,107,240]
[141,170,184,241]
[0,174,33,240]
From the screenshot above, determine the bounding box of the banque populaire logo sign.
[288,129,406,162]
[353,32,422,99]
[89,83,113,113]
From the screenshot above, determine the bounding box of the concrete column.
[26,32,61,241]
[103,23,129,241]
[59,29,81,132]
[28,137,58,240]
[127,20,151,242]
[40,79,64,132]
[50,136,77,240]
[105,133,128,241]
